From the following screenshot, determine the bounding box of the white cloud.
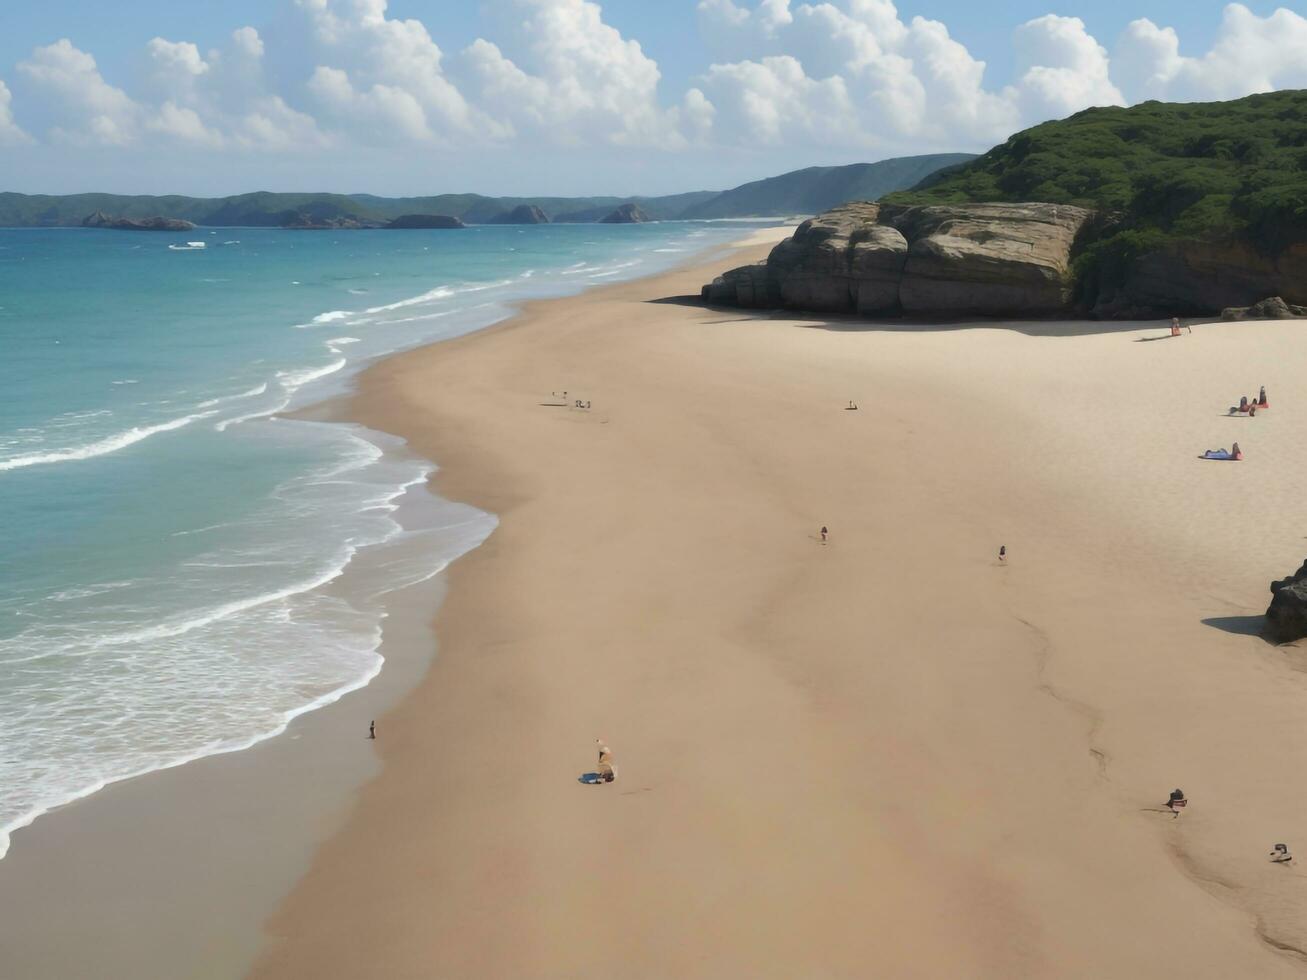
[0,79,32,145]
[1114,3,1307,103]
[147,99,223,146]
[296,0,485,141]
[458,0,680,147]
[694,1,1131,151]
[1012,15,1123,120]
[6,0,1307,172]
[699,55,855,145]
[18,39,141,145]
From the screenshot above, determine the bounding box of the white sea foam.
[363,285,454,313]
[277,358,347,392]
[312,310,352,324]
[197,383,268,408]
[0,410,216,473]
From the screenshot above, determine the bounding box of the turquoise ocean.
[0,220,765,857]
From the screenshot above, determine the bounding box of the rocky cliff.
[600,203,650,224]
[82,210,195,231]
[1265,559,1307,644]
[488,205,549,224]
[704,202,1093,317]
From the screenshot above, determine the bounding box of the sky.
[0,0,1305,198]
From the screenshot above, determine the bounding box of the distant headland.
[0,154,974,229]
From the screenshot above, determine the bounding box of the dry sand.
[252,233,1307,978]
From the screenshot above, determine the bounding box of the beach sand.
[249,231,1307,978]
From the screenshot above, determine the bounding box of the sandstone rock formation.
[1220,296,1307,320]
[489,205,549,224]
[1265,559,1307,644]
[384,214,466,229]
[82,210,196,231]
[600,203,651,224]
[1094,240,1307,317]
[703,201,1093,317]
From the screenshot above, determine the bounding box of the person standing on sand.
[820,526,828,544]
[999,545,1006,562]
[369,720,375,739]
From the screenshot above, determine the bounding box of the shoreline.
[250,236,1307,975]
[0,228,788,980]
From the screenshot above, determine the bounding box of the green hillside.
[886,91,1307,303]
[683,154,976,219]
[0,153,972,227]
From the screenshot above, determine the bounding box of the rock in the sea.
[1220,296,1307,320]
[703,200,1092,317]
[384,214,466,229]
[82,210,196,231]
[1265,559,1307,644]
[488,205,549,224]
[600,203,650,224]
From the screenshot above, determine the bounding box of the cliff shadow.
[679,298,1219,338]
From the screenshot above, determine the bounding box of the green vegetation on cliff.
[886,91,1307,305]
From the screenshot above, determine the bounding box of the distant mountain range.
[0,153,975,228]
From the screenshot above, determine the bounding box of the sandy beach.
[238,227,1307,978]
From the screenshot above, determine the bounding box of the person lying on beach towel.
[1201,442,1242,460]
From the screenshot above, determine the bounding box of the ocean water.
[0,220,767,857]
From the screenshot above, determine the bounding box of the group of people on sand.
[1204,386,1270,459]
[1165,790,1296,863]
[1230,386,1269,417]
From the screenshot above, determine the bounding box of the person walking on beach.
[999,545,1006,562]
[368,720,375,740]
[820,525,828,544]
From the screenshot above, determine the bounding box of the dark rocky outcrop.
[384,214,466,229]
[703,201,1093,317]
[1091,241,1307,318]
[600,203,650,224]
[1265,559,1307,644]
[488,205,549,225]
[1221,296,1307,320]
[82,210,195,231]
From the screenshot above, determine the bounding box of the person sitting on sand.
[1166,788,1187,812]
[596,739,616,783]
[848,400,858,410]
[1271,843,1293,864]
[1239,396,1249,413]
[1170,317,1182,337]
[1259,386,1268,407]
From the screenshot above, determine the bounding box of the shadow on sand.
[655,295,1217,339]
[1201,615,1268,638]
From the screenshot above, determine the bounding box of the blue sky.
[0,1,1304,197]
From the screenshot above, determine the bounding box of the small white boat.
[168,241,207,251]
